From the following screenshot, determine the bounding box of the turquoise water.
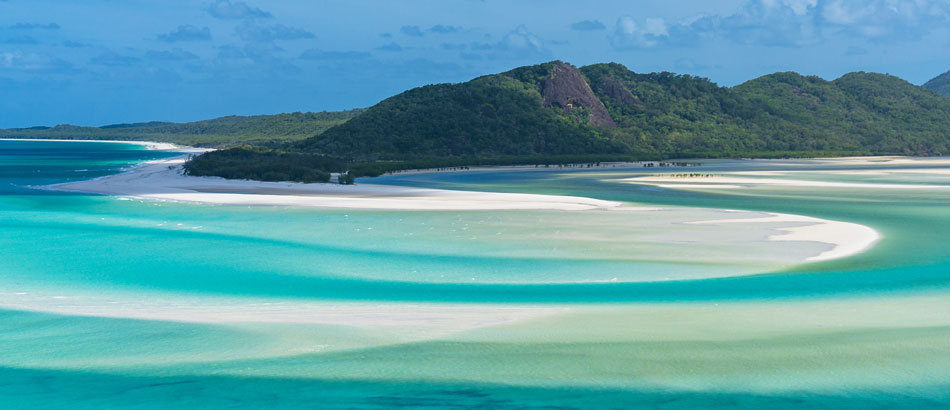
[1,140,948,409]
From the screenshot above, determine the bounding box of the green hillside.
[300,63,621,160]
[923,71,950,97]
[190,61,950,181]
[306,62,950,161]
[0,110,364,147]
[734,71,950,154]
[581,63,761,155]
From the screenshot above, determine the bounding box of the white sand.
[44,148,880,263]
[822,155,950,166]
[688,212,880,262]
[624,175,948,190]
[47,157,626,211]
[0,137,206,152]
[735,169,950,176]
[0,289,561,332]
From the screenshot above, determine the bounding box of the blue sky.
[1,0,948,127]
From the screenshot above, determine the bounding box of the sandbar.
[44,146,881,263]
[688,212,880,261]
[48,157,626,211]
[623,175,948,190]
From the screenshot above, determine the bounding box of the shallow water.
[1,140,948,409]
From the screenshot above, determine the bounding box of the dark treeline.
[184,146,346,183]
[348,150,871,177]
[185,147,872,183]
[349,154,649,177]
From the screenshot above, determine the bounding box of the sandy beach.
[622,175,949,190]
[48,157,626,211]
[687,212,880,262]
[43,150,884,265]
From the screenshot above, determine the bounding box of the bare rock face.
[594,75,642,106]
[540,61,616,128]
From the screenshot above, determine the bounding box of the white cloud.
[768,0,817,15]
[644,18,669,36]
[458,25,550,61]
[613,0,950,50]
[206,0,271,20]
[611,16,670,49]
[501,25,545,53]
[818,0,950,40]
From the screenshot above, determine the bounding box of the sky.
[1,0,949,128]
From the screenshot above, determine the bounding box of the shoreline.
[622,175,949,190]
[33,138,883,263]
[374,155,950,177]
[374,160,700,176]
[0,137,209,152]
[687,212,880,262]
[45,159,882,265]
[46,157,627,211]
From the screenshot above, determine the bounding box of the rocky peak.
[593,75,642,106]
[540,61,616,128]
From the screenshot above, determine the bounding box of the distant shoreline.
[372,160,703,177]
[10,138,893,264]
[0,138,201,152]
[371,155,950,177]
[45,157,630,211]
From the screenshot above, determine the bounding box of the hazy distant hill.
[0,110,364,147]
[923,71,950,97]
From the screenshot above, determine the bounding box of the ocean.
[1,139,948,409]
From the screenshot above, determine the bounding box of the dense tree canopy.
[304,63,950,163]
[300,73,621,160]
[192,62,950,181]
[923,71,950,97]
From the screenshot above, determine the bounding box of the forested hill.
[188,60,950,182]
[924,71,950,97]
[732,71,950,154]
[297,61,623,160]
[0,110,363,147]
[302,61,949,159]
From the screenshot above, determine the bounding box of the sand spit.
[44,145,880,263]
[688,212,880,262]
[47,158,627,211]
[624,175,948,190]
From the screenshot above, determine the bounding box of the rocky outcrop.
[540,61,616,128]
[593,75,642,106]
